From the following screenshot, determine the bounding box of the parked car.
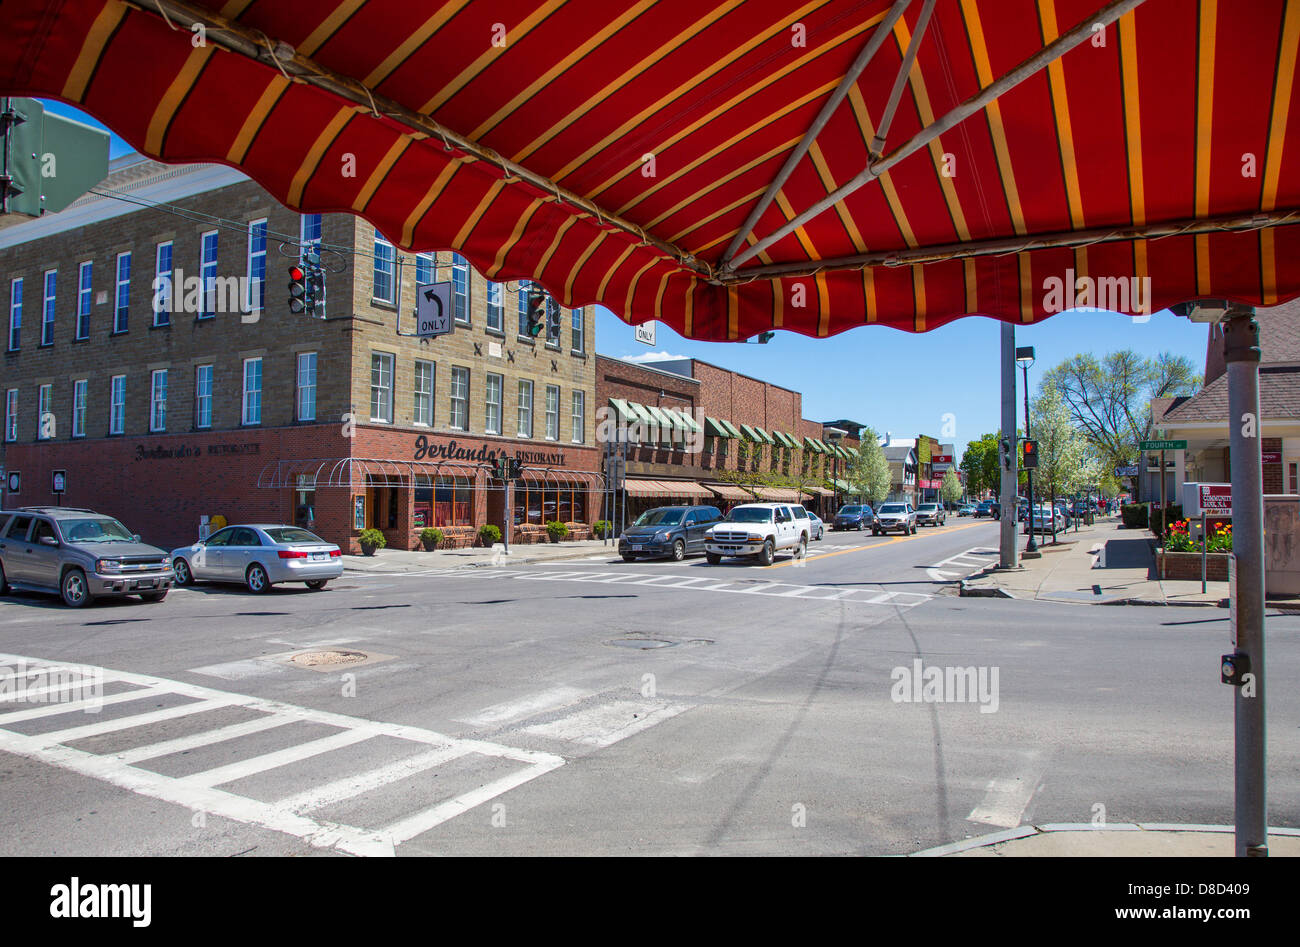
[915,503,946,527]
[618,505,722,561]
[831,504,875,531]
[1025,506,1066,534]
[0,507,173,607]
[873,502,917,535]
[171,524,343,593]
[704,503,810,566]
[957,504,977,517]
[807,512,825,541]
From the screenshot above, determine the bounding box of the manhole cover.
[289,649,370,668]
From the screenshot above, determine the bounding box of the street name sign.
[415,281,452,337]
[1140,439,1187,451]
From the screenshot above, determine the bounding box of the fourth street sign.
[1140,439,1187,451]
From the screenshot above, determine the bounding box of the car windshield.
[879,504,907,514]
[263,527,326,544]
[836,506,863,515]
[726,508,773,523]
[919,505,939,511]
[633,509,686,527]
[59,517,135,543]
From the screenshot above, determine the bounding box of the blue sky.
[37,100,1212,460]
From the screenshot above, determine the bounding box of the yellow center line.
[768,522,987,568]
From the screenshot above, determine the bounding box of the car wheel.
[61,569,91,608]
[705,553,722,565]
[245,563,270,594]
[757,539,775,566]
[172,557,193,586]
[305,579,328,590]
[621,554,637,562]
[872,528,880,536]
[0,561,8,595]
[139,591,168,603]
[671,538,686,562]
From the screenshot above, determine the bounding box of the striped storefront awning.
[8,2,1299,343]
[802,486,834,497]
[624,479,712,498]
[752,487,802,502]
[703,483,756,502]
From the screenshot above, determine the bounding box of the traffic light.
[545,297,561,344]
[1022,438,1039,469]
[758,331,775,343]
[288,263,308,313]
[525,289,547,338]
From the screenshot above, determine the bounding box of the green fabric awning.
[674,408,702,433]
[705,417,732,437]
[627,401,655,426]
[774,431,797,449]
[656,405,688,433]
[721,419,744,439]
[753,426,775,445]
[609,398,637,423]
[739,424,763,443]
[645,405,674,430]
[803,436,823,453]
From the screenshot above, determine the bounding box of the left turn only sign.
[416,281,453,337]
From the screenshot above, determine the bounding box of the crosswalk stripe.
[0,685,170,725]
[35,697,240,744]
[112,713,298,764]
[178,728,378,788]
[275,744,471,815]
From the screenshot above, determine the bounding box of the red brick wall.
[594,355,698,414]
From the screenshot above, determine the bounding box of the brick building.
[595,355,860,526]
[0,155,599,552]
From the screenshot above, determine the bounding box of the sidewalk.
[911,823,1300,856]
[342,539,618,573]
[960,517,1228,606]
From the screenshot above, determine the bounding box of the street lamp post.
[1016,346,1036,553]
[827,428,845,513]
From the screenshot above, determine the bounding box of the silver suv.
[0,508,173,607]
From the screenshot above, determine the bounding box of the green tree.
[939,468,962,505]
[1031,385,1101,539]
[1041,349,1199,481]
[959,432,1001,496]
[845,427,892,506]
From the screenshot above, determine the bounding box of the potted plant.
[478,524,502,547]
[593,519,612,540]
[420,527,444,551]
[358,528,386,557]
[545,520,569,543]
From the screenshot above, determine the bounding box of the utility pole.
[999,322,1018,569]
[1225,305,1266,857]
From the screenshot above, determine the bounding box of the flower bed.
[1164,519,1232,553]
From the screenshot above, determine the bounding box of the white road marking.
[0,684,171,725]
[0,652,563,857]
[457,686,588,728]
[521,700,689,748]
[927,546,999,583]
[967,753,1049,828]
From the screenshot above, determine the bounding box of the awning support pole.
[1225,306,1267,857]
[868,0,937,159]
[719,0,913,267]
[724,0,1149,273]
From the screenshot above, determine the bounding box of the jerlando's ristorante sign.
[413,434,565,468]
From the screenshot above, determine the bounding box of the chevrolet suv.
[0,508,173,607]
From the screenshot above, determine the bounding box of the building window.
[72,379,87,438]
[247,220,266,314]
[517,379,533,438]
[415,252,435,286]
[485,372,502,435]
[109,375,125,434]
[150,369,168,432]
[41,270,56,346]
[517,280,533,337]
[301,213,322,254]
[153,242,172,326]
[451,253,469,323]
[373,229,396,304]
[414,359,434,426]
[195,364,213,429]
[545,385,559,440]
[486,282,503,332]
[571,307,584,353]
[571,390,584,443]
[8,277,21,351]
[242,358,262,425]
[369,352,394,422]
[199,232,218,319]
[37,384,52,440]
[114,252,130,332]
[296,352,316,421]
[76,262,92,340]
[450,366,469,431]
[3,389,15,441]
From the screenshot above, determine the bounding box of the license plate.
[133,579,156,590]
[311,553,327,561]
[629,544,642,551]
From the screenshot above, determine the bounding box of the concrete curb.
[909,823,1300,857]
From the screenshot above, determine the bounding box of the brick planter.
[1158,549,1230,581]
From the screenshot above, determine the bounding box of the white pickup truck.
[703,502,810,566]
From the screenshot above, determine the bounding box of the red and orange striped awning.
[3,0,1300,339]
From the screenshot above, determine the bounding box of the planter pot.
[421,539,438,551]
[360,544,379,557]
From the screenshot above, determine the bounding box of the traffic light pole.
[1022,360,1036,553]
[999,322,1018,569]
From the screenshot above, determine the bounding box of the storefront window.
[434,476,473,526]
[513,481,587,525]
[295,474,316,529]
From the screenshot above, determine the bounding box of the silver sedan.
[171,524,343,593]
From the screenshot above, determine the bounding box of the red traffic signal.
[1022,439,1039,469]
[288,264,307,313]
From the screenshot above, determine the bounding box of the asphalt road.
[1,518,1296,856]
